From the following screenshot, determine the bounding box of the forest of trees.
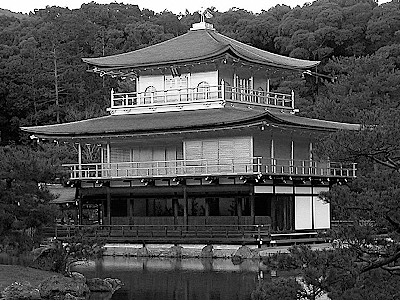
[1,0,400,142]
[1,0,400,298]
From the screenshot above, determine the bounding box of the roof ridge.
[83,31,193,63]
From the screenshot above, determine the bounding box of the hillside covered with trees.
[1,0,400,142]
[1,0,400,298]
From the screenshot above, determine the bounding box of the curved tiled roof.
[21,107,359,139]
[268,111,360,131]
[82,27,319,70]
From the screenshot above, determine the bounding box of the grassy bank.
[0,265,58,290]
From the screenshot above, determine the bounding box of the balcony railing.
[266,159,357,178]
[110,83,294,111]
[63,158,356,180]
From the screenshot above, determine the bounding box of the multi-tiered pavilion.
[22,21,358,244]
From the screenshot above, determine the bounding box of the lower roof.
[21,106,360,140]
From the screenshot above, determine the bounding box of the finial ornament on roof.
[191,8,214,31]
[201,8,213,22]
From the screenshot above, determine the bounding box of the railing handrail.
[63,157,262,168]
[110,84,294,110]
[63,157,356,179]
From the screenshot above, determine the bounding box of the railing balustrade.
[265,159,356,177]
[49,224,271,244]
[110,84,294,110]
[63,158,356,180]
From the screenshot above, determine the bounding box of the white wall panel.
[313,196,330,229]
[295,196,313,230]
[190,71,218,88]
[295,186,312,194]
[254,186,273,193]
[139,74,164,92]
[275,186,294,194]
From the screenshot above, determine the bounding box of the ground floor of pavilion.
[74,179,331,233]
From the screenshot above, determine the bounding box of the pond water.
[72,257,267,300]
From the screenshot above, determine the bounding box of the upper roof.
[21,106,360,140]
[83,22,320,71]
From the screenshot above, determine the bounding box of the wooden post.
[183,186,188,226]
[271,138,275,173]
[106,187,111,225]
[110,88,114,108]
[173,198,179,217]
[77,142,82,178]
[127,197,133,223]
[291,140,294,174]
[173,198,179,226]
[78,197,83,225]
[97,203,101,224]
[221,79,225,100]
[205,198,210,217]
[250,187,255,223]
[291,90,295,109]
[271,196,276,231]
[106,142,111,177]
[236,197,242,217]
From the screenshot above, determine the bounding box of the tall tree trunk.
[53,45,60,123]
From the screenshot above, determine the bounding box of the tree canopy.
[0,0,399,143]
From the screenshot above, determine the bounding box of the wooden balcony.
[63,158,356,180]
[108,83,294,115]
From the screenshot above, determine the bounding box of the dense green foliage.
[0,0,399,143]
[0,144,73,253]
[259,245,400,300]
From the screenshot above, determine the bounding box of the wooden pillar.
[271,196,276,231]
[106,187,111,225]
[205,198,210,217]
[183,186,188,226]
[97,203,101,224]
[78,197,83,225]
[250,186,255,221]
[136,77,141,104]
[173,198,179,217]
[236,197,242,217]
[77,142,82,178]
[127,196,133,222]
[291,140,294,173]
[271,137,275,173]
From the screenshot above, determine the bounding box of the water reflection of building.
[75,257,262,300]
[22,20,358,242]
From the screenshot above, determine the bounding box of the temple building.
[22,21,358,243]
